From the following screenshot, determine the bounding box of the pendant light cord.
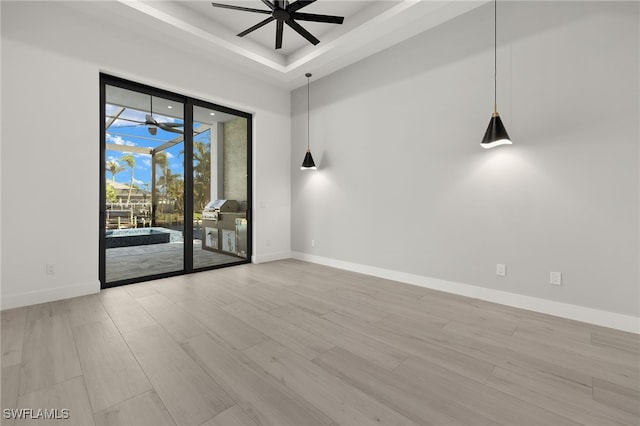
[493,0,497,114]
[306,73,311,152]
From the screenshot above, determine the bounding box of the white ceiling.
[76,1,489,90]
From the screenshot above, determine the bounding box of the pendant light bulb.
[481,0,512,149]
[301,73,317,170]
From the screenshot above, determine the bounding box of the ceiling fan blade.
[110,124,144,129]
[288,0,316,13]
[238,17,275,37]
[106,116,146,125]
[260,0,275,11]
[158,123,184,128]
[291,12,344,24]
[158,123,184,134]
[275,20,284,49]
[285,19,319,45]
[210,2,271,14]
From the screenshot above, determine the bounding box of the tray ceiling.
[73,1,489,89]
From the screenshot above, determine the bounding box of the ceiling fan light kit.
[210,0,344,49]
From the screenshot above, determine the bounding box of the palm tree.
[106,160,124,182]
[154,152,168,213]
[180,139,211,211]
[119,154,135,204]
[157,168,183,213]
[192,141,211,210]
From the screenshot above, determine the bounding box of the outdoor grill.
[202,200,247,258]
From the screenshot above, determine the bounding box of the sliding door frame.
[99,73,252,289]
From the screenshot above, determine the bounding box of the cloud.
[106,133,137,147]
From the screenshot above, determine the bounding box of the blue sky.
[105,104,211,189]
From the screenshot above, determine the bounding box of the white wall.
[0,1,291,309]
[291,1,639,331]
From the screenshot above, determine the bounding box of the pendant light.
[301,73,317,170]
[481,0,512,149]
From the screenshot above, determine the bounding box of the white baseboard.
[291,252,640,334]
[252,250,292,264]
[1,281,100,310]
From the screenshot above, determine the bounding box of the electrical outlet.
[46,263,55,275]
[311,239,315,248]
[550,271,562,286]
[496,264,506,277]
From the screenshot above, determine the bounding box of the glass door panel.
[104,84,185,284]
[192,105,249,269]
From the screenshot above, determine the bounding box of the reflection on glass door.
[103,83,185,284]
[192,105,249,269]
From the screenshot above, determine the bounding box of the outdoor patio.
[105,238,244,282]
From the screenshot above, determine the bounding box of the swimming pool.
[105,227,178,248]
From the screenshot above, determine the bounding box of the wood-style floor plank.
[24,301,66,324]
[222,301,334,360]
[99,287,157,334]
[326,310,495,384]
[314,346,475,425]
[135,293,207,342]
[444,320,640,390]
[202,405,258,426]
[19,314,82,396]
[122,325,234,426]
[93,390,176,426]
[71,319,152,412]
[65,295,110,328]
[270,304,409,370]
[14,376,94,426]
[182,333,335,426]
[591,329,640,355]
[487,365,639,426]
[123,282,160,300]
[593,378,640,416]
[245,338,418,426]
[394,356,580,425]
[1,364,21,424]
[173,298,268,351]
[1,307,26,367]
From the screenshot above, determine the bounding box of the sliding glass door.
[100,75,251,288]
[192,104,250,269]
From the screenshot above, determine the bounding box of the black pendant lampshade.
[301,72,317,170]
[481,111,511,149]
[481,0,512,149]
[301,150,316,169]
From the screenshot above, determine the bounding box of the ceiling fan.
[108,98,184,135]
[109,115,184,135]
[210,0,344,49]
[141,114,184,135]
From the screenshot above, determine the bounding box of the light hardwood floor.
[1,259,639,426]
